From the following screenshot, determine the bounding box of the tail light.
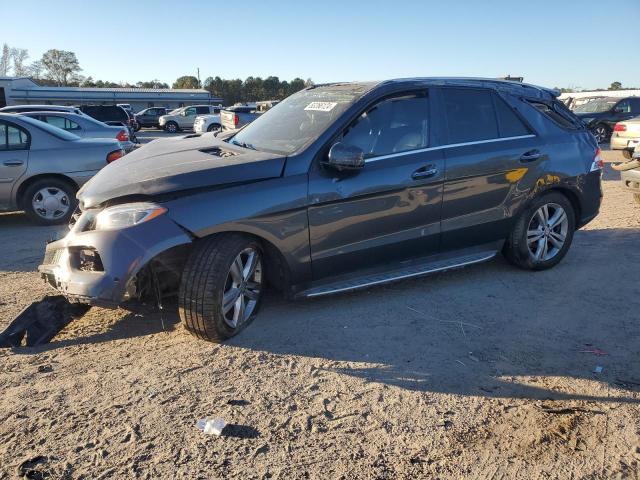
[614,123,626,132]
[116,130,129,142]
[590,148,604,171]
[233,114,239,127]
[106,149,124,163]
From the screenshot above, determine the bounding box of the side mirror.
[325,142,365,171]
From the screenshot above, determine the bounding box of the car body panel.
[610,116,640,150]
[193,114,222,133]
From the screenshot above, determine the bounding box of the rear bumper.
[611,135,640,150]
[576,170,603,228]
[621,168,640,193]
[38,211,192,307]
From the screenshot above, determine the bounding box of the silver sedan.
[19,111,136,153]
[0,114,124,225]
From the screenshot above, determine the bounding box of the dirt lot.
[0,148,639,479]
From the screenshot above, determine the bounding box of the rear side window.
[44,115,80,131]
[442,88,498,143]
[528,100,583,130]
[196,106,210,114]
[0,122,29,150]
[493,95,530,137]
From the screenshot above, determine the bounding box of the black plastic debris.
[0,296,90,348]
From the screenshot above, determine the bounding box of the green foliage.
[173,75,200,89]
[41,49,82,86]
[203,76,309,105]
[608,81,622,91]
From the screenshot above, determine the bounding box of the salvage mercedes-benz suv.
[39,78,603,342]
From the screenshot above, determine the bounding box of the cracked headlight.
[95,203,167,231]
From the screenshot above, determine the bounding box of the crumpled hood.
[78,133,285,209]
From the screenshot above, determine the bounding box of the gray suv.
[39,78,603,342]
[159,105,221,133]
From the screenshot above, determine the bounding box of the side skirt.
[300,249,498,298]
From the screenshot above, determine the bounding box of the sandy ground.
[0,147,639,479]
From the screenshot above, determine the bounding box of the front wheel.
[179,234,264,342]
[165,121,178,133]
[503,192,575,270]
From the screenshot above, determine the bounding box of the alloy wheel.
[593,126,607,144]
[527,203,569,262]
[222,247,262,328]
[32,187,70,220]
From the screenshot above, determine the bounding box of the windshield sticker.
[304,102,337,112]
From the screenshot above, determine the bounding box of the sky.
[2,0,639,90]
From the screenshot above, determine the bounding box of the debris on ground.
[579,345,608,356]
[594,365,603,374]
[0,295,89,348]
[196,417,226,436]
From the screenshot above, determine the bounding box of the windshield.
[19,115,80,141]
[228,84,371,155]
[574,99,617,113]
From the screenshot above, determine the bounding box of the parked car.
[574,96,640,143]
[159,105,221,133]
[0,104,85,116]
[193,112,222,133]
[610,117,640,158]
[79,105,136,136]
[38,78,602,342]
[135,107,171,130]
[220,105,260,131]
[613,144,640,204]
[0,113,124,225]
[19,111,136,153]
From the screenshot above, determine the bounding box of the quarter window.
[493,95,530,137]
[196,106,210,115]
[341,92,429,158]
[616,100,631,113]
[442,88,498,143]
[0,122,29,150]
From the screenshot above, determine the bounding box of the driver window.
[341,92,428,159]
[184,107,196,116]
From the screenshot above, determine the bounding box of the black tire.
[634,193,640,205]
[165,121,178,133]
[591,124,610,144]
[133,123,141,132]
[503,192,576,271]
[207,123,221,133]
[179,234,264,342]
[22,178,77,225]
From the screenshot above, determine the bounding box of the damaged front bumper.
[38,209,192,308]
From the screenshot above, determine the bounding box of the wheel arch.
[528,185,582,228]
[15,174,79,210]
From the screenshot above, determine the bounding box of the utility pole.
[197,68,201,88]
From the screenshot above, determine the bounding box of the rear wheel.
[22,178,77,225]
[179,234,264,342]
[503,192,575,270]
[207,123,221,133]
[591,124,609,144]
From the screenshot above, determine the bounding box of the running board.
[304,251,497,298]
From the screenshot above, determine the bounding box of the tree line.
[1,43,313,104]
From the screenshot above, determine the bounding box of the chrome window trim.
[364,134,536,163]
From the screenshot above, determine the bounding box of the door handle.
[411,165,438,180]
[3,160,24,166]
[519,150,541,162]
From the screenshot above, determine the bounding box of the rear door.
[308,90,445,280]
[438,87,542,251]
[0,121,30,209]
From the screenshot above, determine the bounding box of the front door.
[308,90,444,280]
[0,120,29,210]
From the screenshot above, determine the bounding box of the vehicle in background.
[38,78,602,342]
[159,105,221,133]
[220,105,260,131]
[256,100,279,112]
[610,117,640,158]
[0,113,124,225]
[117,104,132,111]
[0,105,85,116]
[19,111,136,153]
[574,96,640,143]
[194,111,222,133]
[79,105,138,141]
[135,107,171,130]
